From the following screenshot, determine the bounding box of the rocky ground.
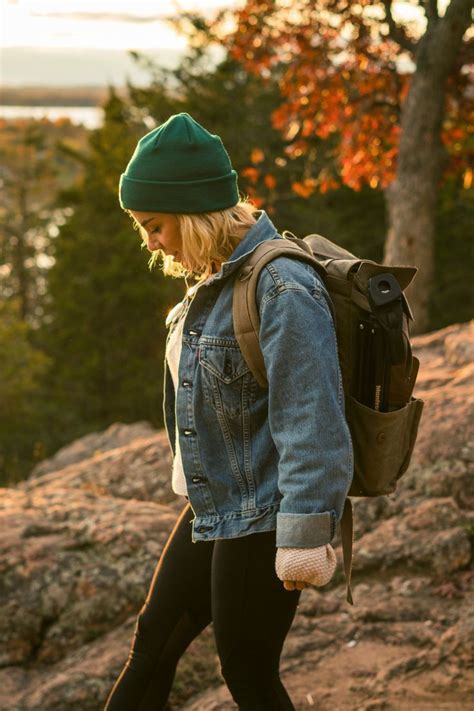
[0,320,472,710]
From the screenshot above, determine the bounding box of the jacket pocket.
[198,341,251,419]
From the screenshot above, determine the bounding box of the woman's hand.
[282,580,310,591]
[275,544,337,590]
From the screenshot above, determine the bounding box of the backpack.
[232,230,425,605]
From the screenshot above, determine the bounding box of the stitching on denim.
[241,376,256,507]
[212,378,250,504]
[261,282,308,309]
[267,258,317,285]
[311,292,349,476]
[322,306,352,476]
[259,261,316,314]
[200,337,239,347]
[324,310,344,409]
[195,501,280,525]
[312,282,322,300]
[199,352,250,383]
[265,262,284,287]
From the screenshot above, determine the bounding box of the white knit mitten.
[275,544,337,587]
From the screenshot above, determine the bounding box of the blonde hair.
[128,197,260,286]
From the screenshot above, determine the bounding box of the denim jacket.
[162,209,354,548]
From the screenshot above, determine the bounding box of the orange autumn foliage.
[223,0,472,197]
[264,173,277,189]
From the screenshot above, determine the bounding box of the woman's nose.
[148,238,160,251]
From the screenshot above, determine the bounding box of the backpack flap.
[355,261,418,292]
[354,261,418,322]
[301,232,358,261]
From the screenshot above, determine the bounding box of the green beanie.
[119,112,240,213]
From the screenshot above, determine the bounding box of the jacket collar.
[203,209,280,286]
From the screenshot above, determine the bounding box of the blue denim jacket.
[162,209,353,547]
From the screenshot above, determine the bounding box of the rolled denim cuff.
[276,511,335,548]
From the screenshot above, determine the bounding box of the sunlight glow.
[1,0,244,49]
[0,0,454,50]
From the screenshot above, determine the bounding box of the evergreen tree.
[0,120,58,325]
[0,298,50,483]
[38,90,179,443]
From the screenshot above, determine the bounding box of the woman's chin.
[173,252,187,268]
[165,251,179,262]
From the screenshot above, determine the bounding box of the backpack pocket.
[345,393,424,496]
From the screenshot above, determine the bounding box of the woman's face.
[130,210,183,262]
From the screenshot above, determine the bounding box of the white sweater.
[165,277,213,497]
[166,310,189,496]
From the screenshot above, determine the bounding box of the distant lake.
[0,105,103,129]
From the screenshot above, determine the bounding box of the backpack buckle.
[367,274,407,366]
[367,273,402,309]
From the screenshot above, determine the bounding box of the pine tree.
[39,90,180,441]
[0,298,50,483]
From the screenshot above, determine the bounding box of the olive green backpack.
[232,231,425,605]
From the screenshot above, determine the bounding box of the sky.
[0,0,451,87]
[1,0,450,50]
[0,0,243,50]
[0,0,246,84]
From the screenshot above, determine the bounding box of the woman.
[104,113,353,710]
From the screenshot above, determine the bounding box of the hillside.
[0,320,472,710]
[0,86,114,107]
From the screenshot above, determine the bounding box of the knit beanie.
[119,112,240,214]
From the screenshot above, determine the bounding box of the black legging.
[104,500,302,710]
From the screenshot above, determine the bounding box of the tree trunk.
[383,0,472,334]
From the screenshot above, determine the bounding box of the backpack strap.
[233,238,373,382]
[340,498,355,605]
[233,239,327,388]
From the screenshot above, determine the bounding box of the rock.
[438,610,474,663]
[410,320,474,465]
[29,421,158,478]
[0,486,178,668]
[20,432,176,506]
[0,321,473,710]
[351,498,472,576]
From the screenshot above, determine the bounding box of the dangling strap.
[340,498,354,605]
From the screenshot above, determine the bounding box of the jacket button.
[182,380,192,387]
[191,476,202,483]
[189,329,201,336]
[183,429,195,436]
[197,525,213,533]
[376,431,386,443]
